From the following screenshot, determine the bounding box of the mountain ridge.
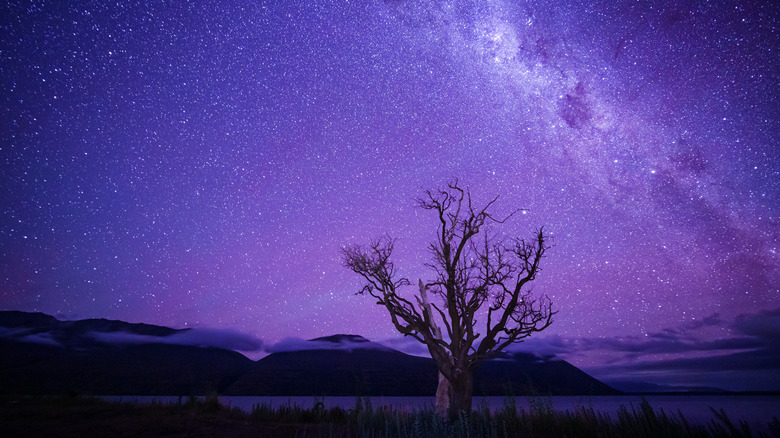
[1,310,620,396]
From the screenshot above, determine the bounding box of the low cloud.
[506,335,575,359]
[0,326,25,338]
[557,311,768,359]
[0,326,62,347]
[18,332,62,347]
[265,335,391,353]
[381,334,579,360]
[567,308,780,390]
[576,334,764,359]
[89,328,263,352]
[586,347,780,391]
[378,336,431,356]
[733,307,780,340]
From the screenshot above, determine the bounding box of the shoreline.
[2,394,778,438]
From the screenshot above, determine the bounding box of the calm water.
[105,395,780,433]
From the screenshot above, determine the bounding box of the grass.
[1,394,778,438]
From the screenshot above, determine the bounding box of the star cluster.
[1,0,778,388]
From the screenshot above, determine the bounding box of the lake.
[106,394,780,433]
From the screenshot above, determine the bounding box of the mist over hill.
[1,311,618,396]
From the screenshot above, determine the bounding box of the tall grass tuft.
[239,395,780,438]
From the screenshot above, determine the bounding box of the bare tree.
[342,180,555,418]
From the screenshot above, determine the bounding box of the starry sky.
[2,0,779,390]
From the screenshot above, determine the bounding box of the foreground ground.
[1,395,777,438]
[0,396,323,438]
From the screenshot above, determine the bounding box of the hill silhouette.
[1,311,619,396]
[225,335,619,396]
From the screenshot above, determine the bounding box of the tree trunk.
[434,372,451,417]
[434,370,474,419]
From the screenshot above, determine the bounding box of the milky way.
[1,0,778,389]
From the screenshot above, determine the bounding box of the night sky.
[2,0,779,390]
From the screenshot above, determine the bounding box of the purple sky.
[2,0,778,390]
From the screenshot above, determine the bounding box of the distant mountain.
[228,347,436,396]
[0,310,180,349]
[225,335,620,396]
[474,353,621,396]
[314,334,375,344]
[312,334,392,349]
[1,311,619,397]
[0,311,252,395]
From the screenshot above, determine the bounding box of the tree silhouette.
[342,179,555,418]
